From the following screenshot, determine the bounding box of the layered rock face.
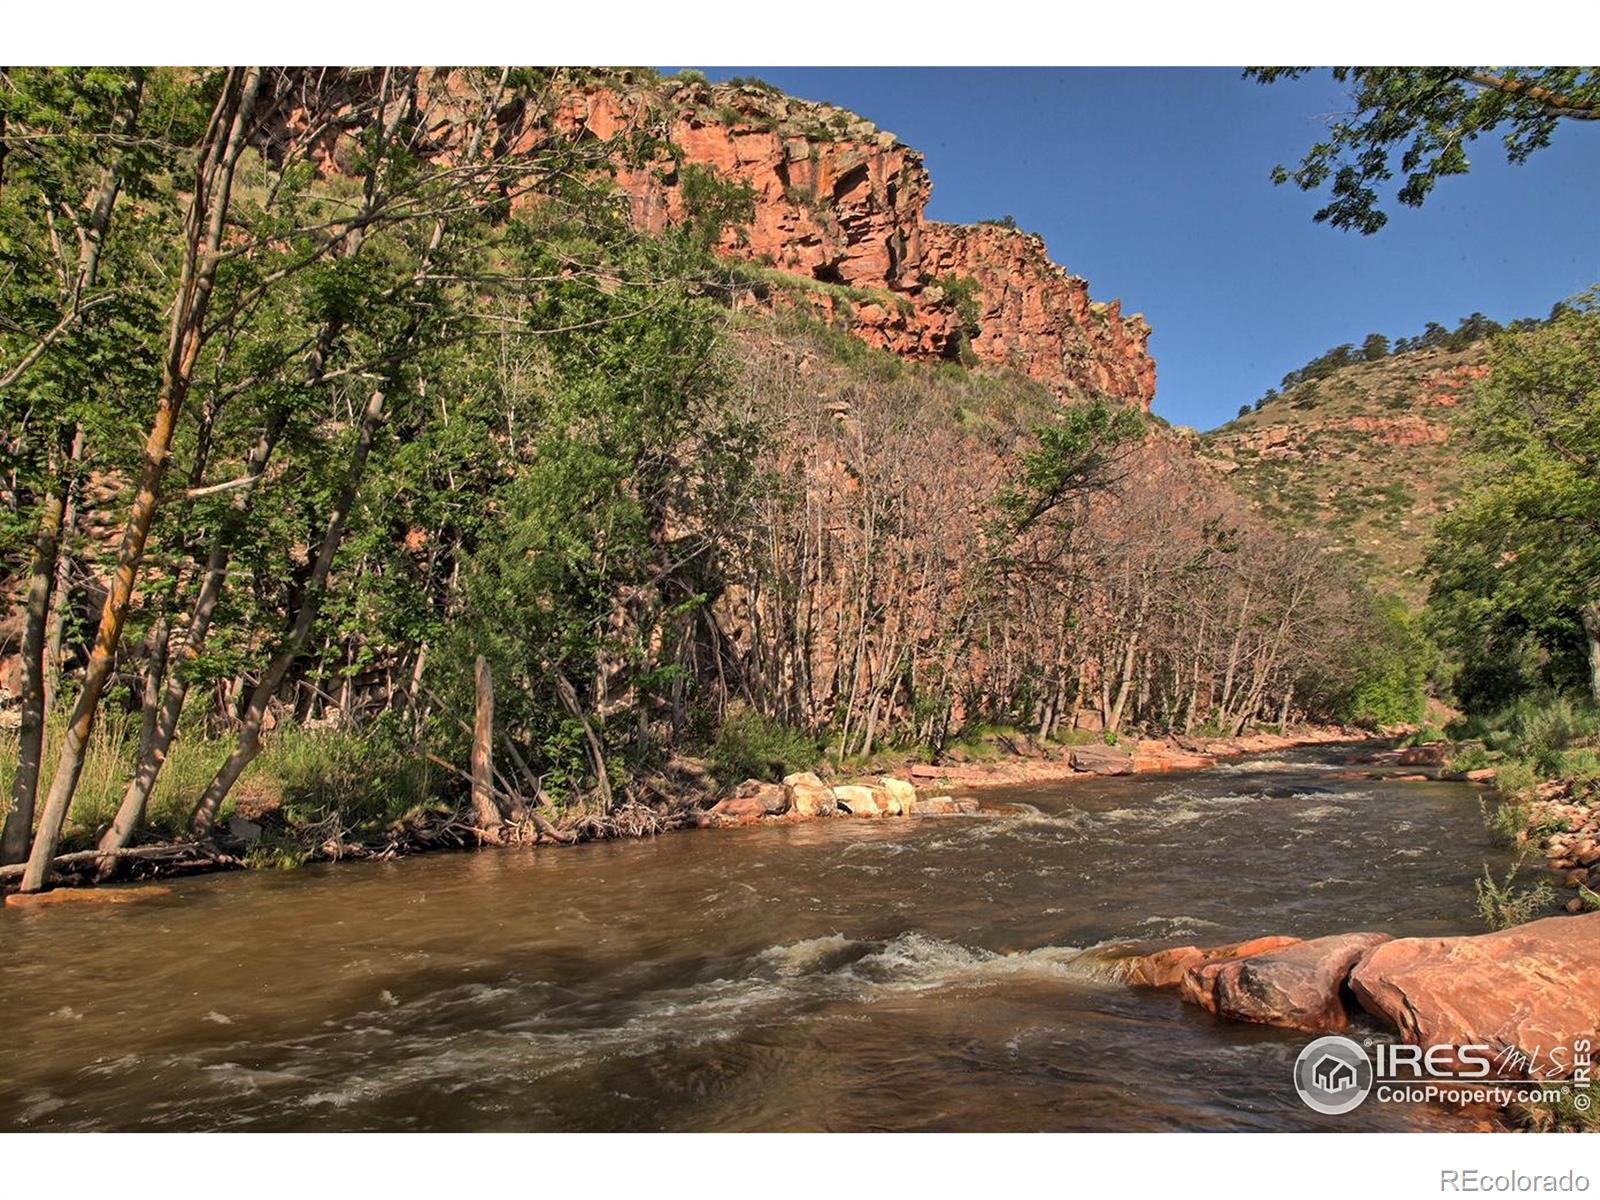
[921,222,1155,407]
[546,76,1155,408]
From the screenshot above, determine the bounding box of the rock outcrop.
[544,74,1155,408]
[1115,935,1303,989]
[1125,912,1600,1094]
[1348,914,1600,1077]
[1179,931,1391,1033]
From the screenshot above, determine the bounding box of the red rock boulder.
[1116,935,1302,989]
[1179,931,1391,1033]
[782,772,838,818]
[905,795,979,816]
[1069,745,1135,776]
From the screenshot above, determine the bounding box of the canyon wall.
[544,75,1156,409]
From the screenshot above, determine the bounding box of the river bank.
[2,723,1372,901]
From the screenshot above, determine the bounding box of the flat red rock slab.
[1349,912,1600,1077]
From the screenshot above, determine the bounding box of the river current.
[0,745,1510,1131]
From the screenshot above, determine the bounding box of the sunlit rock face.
[546,74,1156,409]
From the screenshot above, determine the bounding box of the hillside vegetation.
[1203,342,1490,600]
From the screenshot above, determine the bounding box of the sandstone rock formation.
[544,74,1155,408]
[1179,931,1391,1033]
[1115,935,1303,989]
[1068,744,1135,775]
[1348,914,1600,1077]
[781,771,838,818]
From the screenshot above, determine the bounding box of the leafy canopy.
[1248,68,1600,234]
[1426,293,1600,706]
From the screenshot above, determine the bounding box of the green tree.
[1249,68,1599,233]
[1426,295,1600,706]
[1343,594,1432,726]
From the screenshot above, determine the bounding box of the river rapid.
[0,744,1510,1131]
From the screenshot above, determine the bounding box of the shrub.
[709,707,820,783]
[1491,759,1540,800]
[1474,859,1555,930]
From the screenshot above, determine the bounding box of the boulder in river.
[733,780,790,814]
[906,795,979,816]
[706,794,770,825]
[1179,931,1391,1033]
[1116,935,1302,988]
[1069,745,1135,776]
[1348,912,1600,1077]
[832,785,882,817]
[782,772,838,818]
[877,776,918,816]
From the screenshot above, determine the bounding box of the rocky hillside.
[543,72,1156,408]
[1201,343,1491,599]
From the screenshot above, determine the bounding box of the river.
[0,744,1509,1131]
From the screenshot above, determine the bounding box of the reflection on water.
[0,746,1506,1131]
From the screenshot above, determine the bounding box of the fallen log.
[0,841,235,884]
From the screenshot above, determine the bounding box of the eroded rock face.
[921,222,1155,407]
[543,76,1155,408]
[1179,931,1391,1033]
[1115,935,1303,989]
[241,69,1155,420]
[1348,914,1600,1077]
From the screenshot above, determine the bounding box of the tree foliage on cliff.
[1249,67,1600,234]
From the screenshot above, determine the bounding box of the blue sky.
[678,68,1599,430]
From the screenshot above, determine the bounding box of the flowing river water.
[0,744,1511,1132]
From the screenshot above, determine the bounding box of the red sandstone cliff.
[544,75,1156,409]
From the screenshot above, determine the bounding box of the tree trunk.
[1583,599,1600,707]
[0,467,69,864]
[553,668,613,813]
[19,69,261,893]
[470,656,501,831]
[43,427,85,713]
[97,416,284,862]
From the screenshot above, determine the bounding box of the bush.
[1456,692,1599,776]
[1492,759,1539,800]
[1474,859,1555,930]
[709,707,820,783]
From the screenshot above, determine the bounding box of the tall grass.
[1455,692,1599,777]
[0,709,441,850]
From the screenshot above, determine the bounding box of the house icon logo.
[1312,1054,1356,1092]
[1293,1035,1373,1115]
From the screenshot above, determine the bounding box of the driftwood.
[0,841,238,884]
[469,656,501,830]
